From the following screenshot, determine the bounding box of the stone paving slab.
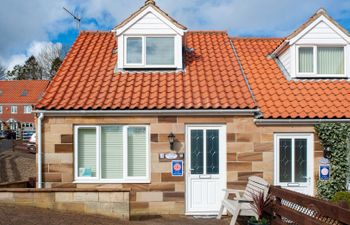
[0,204,245,225]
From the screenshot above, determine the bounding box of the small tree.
[315,123,350,200]
[6,56,44,80]
[36,43,62,79]
[0,64,6,80]
[49,57,63,79]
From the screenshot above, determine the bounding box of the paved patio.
[0,204,246,225]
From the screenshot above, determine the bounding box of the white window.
[0,106,2,114]
[297,46,345,77]
[11,106,17,114]
[24,105,32,114]
[74,125,150,183]
[125,36,175,67]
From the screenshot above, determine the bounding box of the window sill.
[294,74,348,79]
[73,179,151,184]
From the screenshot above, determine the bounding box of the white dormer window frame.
[124,35,176,68]
[296,45,347,78]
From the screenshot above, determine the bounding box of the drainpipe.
[37,113,44,189]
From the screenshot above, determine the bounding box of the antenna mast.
[63,7,81,31]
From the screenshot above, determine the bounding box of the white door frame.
[274,133,314,196]
[185,124,227,215]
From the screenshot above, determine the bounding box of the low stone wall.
[0,188,130,219]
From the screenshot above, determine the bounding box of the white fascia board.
[290,15,350,45]
[255,118,350,125]
[115,7,185,36]
[33,109,259,117]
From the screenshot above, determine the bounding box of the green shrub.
[315,123,350,200]
[331,191,350,208]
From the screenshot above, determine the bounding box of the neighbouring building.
[0,80,49,139]
[30,0,350,218]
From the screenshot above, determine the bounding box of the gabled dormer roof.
[287,8,350,42]
[114,0,187,35]
[272,8,350,56]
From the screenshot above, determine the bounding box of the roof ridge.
[80,31,112,34]
[189,30,227,34]
[230,37,284,40]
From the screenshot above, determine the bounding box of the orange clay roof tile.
[233,38,350,119]
[36,31,256,111]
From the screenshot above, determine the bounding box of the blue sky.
[1,0,350,70]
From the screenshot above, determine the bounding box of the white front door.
[186,125,226,215]
[274,133,314,196]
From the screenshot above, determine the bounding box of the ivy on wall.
[315,123,350,200]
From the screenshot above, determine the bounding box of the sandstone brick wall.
[40,115,323,215]
[0,189,129,219]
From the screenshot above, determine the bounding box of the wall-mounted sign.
[172,160,183,177]
[319,157,330,181]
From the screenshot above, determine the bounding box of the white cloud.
[1,0,349,69]
[2,41,62,71]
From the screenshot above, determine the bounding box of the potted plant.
[248,191,271,225]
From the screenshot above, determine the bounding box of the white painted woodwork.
[274,133,314,196]
[185,125,227,215]
[115,6,186,70]
[279,14,350,79]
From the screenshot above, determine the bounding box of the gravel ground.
[0,141,35,183]
[0,204,244,225]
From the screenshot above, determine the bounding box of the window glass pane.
[206,130,219,174]
[146,37,174,65]
[78,128,97,177]
[127,37,142,64]
[294,139,307,182]
[299,47,314,73]
[191,130,203,174]
[128,127,147,177]
[317,47,344,74]
[101,126,123,179]
[279,138,292,182]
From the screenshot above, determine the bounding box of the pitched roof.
[115,0,187,31]
[232,38,350,119]
[35,31,256,110]
[287,8,350,40]
[0,80,50,104]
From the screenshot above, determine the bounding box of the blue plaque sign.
[172,160,183,177]
[320,165,330,181]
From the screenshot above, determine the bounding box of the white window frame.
[274,133,314,195]
[24,105,32,114]
[74,125,150,183]
[124,35,176,68]
[11,106,17,114]
[0,106,2,114]
[296,45,347,78]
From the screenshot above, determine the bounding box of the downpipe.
[37,113,44,188]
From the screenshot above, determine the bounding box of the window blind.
[298,47,314,73]
[127,127,147,177]
[78,128,97,177]
[101,126,123,179]
[317,47,344,74]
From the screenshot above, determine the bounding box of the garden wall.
[0,188,129,219]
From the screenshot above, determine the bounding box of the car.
[27,133,36,153]
[4,130,16,139]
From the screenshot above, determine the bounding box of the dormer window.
[114,0,187,70]
[125,36,175,67]
[297,46,345,77]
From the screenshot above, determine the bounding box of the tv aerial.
[63,7,81,31]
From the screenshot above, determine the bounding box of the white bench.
[217,176,270,225]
